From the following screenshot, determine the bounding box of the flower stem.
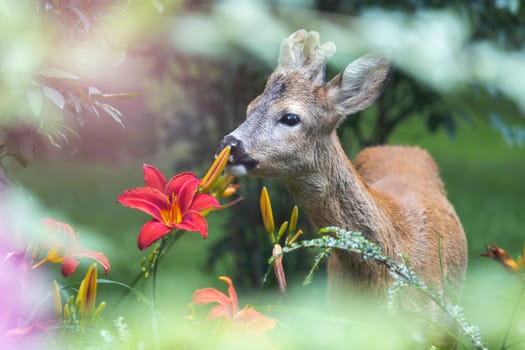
[149,236,167,350]
[114,232,184,347]
[500,282,525,350]
[116,232,185,305]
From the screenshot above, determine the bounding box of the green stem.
[149,236,167,350]
[500,282,525,350]
[116,231,185,305]
[114,231,185,346]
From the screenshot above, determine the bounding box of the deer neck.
[282,132,395,242]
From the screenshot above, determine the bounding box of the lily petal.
[177,178,201,214]
[207,304,231,320]
[5,320,57,342]
[143,164,167,192]
[43,218,77,242]
[165,172,197,198]
[61,255,80,277]
[190,193,220,212]
[235,307,276,333]
[175,211,208,238]
[4,251,25,265]
[117,187,168,220]
[219,276,238,315]
[70,249,111,276]
[192,287,232,308]
[137,219,172,250]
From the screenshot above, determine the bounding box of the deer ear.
[326,52,391,117]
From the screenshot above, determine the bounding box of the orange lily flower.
[481,242,525,273]
[32,218,110,277]
[192,276,276,334]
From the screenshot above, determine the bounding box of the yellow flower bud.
[93,301,106,319]
[200,146,231,193]
[76,263,98,319]
[63,304,71,322]
[52,280,63,318]
[287,229,304,246]
[260,187,275,242]
[276,221,289,243]
[220,183,239,198]
[288,206,298,237]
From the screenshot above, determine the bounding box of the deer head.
[217,30,391,179]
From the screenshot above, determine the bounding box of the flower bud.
[52,280,63,318]
[287,229,304,246]
[288,206,298,237]
[260,187,275,242]
[76,263,98,319]
[200,146,231,193]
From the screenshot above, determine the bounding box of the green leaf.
[99,92,142,101]
[67,92,81,113]
[101,103,125,127]
[45,133,62,149]
[90,104,101,119]
[5,152,30,168]
[35,68,80,80]
[97,279,151,305]
[42,86,65,109]
[55,128,68,143]
[26,87,43,117]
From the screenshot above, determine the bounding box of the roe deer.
[217,30,467,306]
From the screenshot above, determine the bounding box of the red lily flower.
[117,164,220,250]
[32,218,110,277]
[192,276,276,334]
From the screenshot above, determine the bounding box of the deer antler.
[278,30,336,69]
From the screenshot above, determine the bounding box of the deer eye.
[279,113,301,126]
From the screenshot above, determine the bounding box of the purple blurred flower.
[0,248,57,348]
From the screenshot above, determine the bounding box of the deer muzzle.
[216,135,258,176]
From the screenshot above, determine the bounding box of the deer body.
[284,137,467,299]
[217,30,467,301]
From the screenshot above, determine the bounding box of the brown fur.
[283,137,467,302]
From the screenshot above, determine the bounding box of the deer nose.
[216,135,245,160]
[216,135,258,173]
